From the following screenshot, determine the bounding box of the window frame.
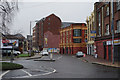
[73,29,82,37]
[105,24,110,35]
[73,38,81,43]
[106,6,109,16]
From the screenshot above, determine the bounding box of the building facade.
[32,22,39,51]
[94,2,120,61]
[60,22,87,54]
[86,11,96,55]
[33,14,61,51]
[27,35,32,52]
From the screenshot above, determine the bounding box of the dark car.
[76,51,85,57]
[2,50,11,56]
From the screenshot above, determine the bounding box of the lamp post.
[29,20,39,56]
[111,1,114,64]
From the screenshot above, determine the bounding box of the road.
[0,54,119,79]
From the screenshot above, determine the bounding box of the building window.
[73,38,81,43]
[98,12,101,36]
[48,18,50,20]
[66,31,68,43]
[116,20,120,33]
[69,30,71,35]
[117,1,120,10]
[73,29,82,37]
[106,6,109,16]
[105,24,109,35]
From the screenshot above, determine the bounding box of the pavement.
[26,53,42,60]
[80,55,120,68]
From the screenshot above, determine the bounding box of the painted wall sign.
[0,39,19,48]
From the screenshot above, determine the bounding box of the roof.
[3,33,25,40]
[61,22,74,28]
[61,22,86,28]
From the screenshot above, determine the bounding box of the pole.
[29,21,32,56]
[111,1,114,64]
[11,46,14,63]
[30,21,31,35]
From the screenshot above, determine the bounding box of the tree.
[0,0,18,34]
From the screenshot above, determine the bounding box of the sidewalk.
[80,55,120,68]
[26,53,42,60]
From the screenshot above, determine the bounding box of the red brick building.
[32,14,61,51]
[94,2,120,61]
[44,31,60,48]
[60,22,87,54]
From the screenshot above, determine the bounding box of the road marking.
[21,69,32,77]
[0,70,10,79]
[32,68,56,77]
[72,56,75,58]
[57,56,62,60]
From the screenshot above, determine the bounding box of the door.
[66,47,68,54]
[103,42,106,59]
[63,48,64,54]
[108,46,112,61]
[114,45,120,61]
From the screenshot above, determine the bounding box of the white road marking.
[3,66,56,78]
[72,56,75,57]
[21,69,32,77]
[57,56,62,60]
[0,70,10,79]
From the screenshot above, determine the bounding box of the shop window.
[73,38,81,43]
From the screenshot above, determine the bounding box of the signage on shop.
[48,48,59,53]
[106,39,120,45]
[90,31,96,38]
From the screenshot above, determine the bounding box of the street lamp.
[111,1,114,64]
[29,20,39,56]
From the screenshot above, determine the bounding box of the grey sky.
[11,2,95,37]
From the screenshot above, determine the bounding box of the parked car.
[2,50,11,56]
[76,51,85,57]
[41,50,49,56]
[13,51,21,56]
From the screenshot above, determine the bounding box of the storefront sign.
[90,31,96,38]
[106,39,120,45]
[48,48,59,53]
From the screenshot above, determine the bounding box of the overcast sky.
[11,1,97,37]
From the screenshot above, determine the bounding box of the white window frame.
[105,24,109,35]
[106,6,109,16]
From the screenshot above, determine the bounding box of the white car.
[41,51,49,56]
[13,51,21,56]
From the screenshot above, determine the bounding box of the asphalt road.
[0,54,119,79]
